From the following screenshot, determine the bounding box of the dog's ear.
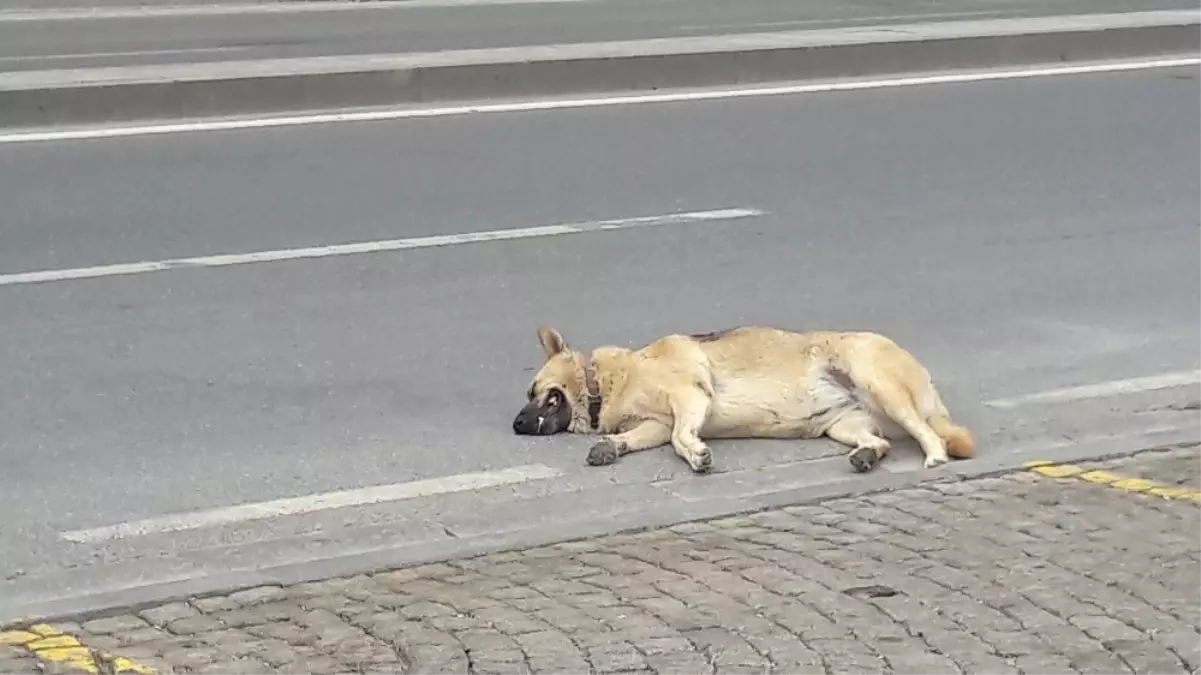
[537,325,569,360]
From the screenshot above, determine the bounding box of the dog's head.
[512,325,592,436]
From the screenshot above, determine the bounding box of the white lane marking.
[0,0,588,22]
[677,10,1011,32]
[0,208,762,287]
[985,370,1201,409]
[61,463,564,543]
[0,46,255,63]
[2,57,1196,145]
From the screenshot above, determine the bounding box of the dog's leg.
[864,379,949,469]
[667,389,715,473]
[835,338,959,469]
[825,411,892,473]
[830,366,946,469]
[586,420,672,467]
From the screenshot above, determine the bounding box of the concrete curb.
[4,421,1198,627]
[1,9,1198,128]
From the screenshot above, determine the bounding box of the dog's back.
[677,326,972,461]
[682,326,860,440]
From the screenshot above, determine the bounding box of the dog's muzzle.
[512,407,544,435]
[512,398,570,435]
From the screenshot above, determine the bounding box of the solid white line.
[61,463,564,543]
[677,10,1011,32]
[0,0,588,22]
[985,370,1201,409]
[0,208,762,287]
[0,46,255,63]
[2,57,1196,145]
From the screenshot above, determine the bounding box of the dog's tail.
[927,411,975,458]
[871,334,975,459]
[911,373,974,458]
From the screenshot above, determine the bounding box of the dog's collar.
[583,354,602,431]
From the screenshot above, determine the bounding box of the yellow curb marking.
[1024,460,1201,502]
[0,623,157,674]
[0,630,38,646]
[28,634,84,650]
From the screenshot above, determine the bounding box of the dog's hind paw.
[923,453,950,469]
[688,446,714,473]
[587,440,619,466]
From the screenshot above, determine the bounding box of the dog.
[512,324,974,474]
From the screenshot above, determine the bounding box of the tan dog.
[512,325,974,473]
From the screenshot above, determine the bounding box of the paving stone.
[81,615,148,635]
[472,659,532,674]
[192,657,269,674]
[0,644,39,664]
[159,644,225,670]
[139,602,199,626]
[629,635,695,657]
[587,641,647,673]
[356,662,411,674]
[223,585,287,607]
[216,601,308,628]
[164,615,225,636]
[191,595,241,614]
[1068,614,1145,643]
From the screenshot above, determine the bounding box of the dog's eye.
[548,389,563,407]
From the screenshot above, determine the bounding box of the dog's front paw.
[923,453,950,469]
[587,440,619,466]
[689,446,714,473]
[848,446,880,473]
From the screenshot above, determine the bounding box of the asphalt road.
[1,65,1198,617]
[0,0,1194,71]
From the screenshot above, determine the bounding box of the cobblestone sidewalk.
[3,447,1198,675]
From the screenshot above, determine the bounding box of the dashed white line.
[61,464,564,543]
[0,207,763,287]
[1,57,1196,144]
[985,369,1201,409]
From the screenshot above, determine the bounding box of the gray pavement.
[1,0,1194,72]
[0,65,1197,620]
[2,445,1198,674]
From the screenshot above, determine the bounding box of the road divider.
[1,58,1196,144]
[0,9,1196,130]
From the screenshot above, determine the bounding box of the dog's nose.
[513,413,533,435]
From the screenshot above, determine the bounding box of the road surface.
[0,0,1194,71]
[0,63,1198,618]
